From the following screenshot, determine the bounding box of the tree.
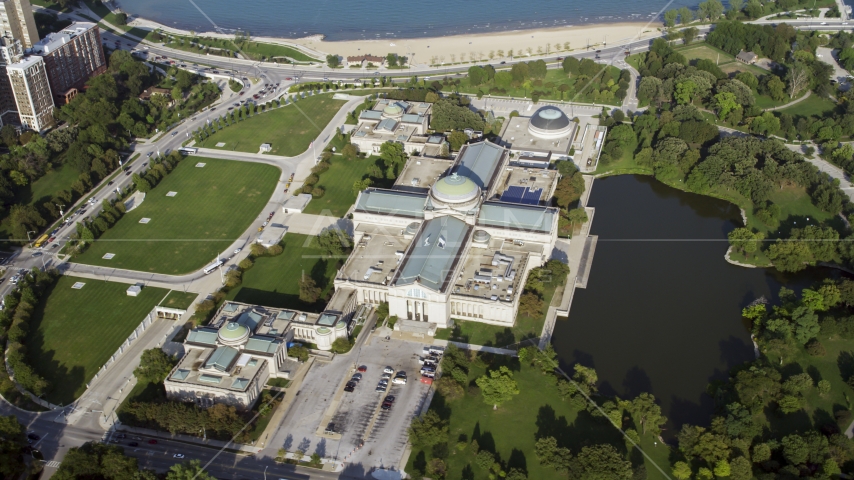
[782,434,809,465]
[352,178,372,196]
[729,0,744,14]
[299,274,321,303]
[167,460,215,480]
[713,459,731,478]
[672,461,692,480]
[331,337,351,353]
[379,141,407,177]
[448,130,468,151]
[0,124,17,147]
[570,444,632,479]
[134,349,176,383]
[682,27,699,45]
[664,10,678,27]
[629,393,667,435]
[713,92,739,120]
[476,366,519,409]
[519,292,544,317]
[765,75,786,101]
[408,410,448,447]
[679,6,693,24]
[316,228,352,257]
[132,173,151,192]
[786,62,811,99]
[326,54,340,68]
[0,415,26,479]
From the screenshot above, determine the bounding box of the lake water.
[551,175,833,430]
[119,0,704,41]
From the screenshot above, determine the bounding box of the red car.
[47,236,56,243]
[357,365,367,372]
[239,91,245,95]
[148,439,157,444]
[285,77,292,80]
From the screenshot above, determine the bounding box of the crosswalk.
[44,461,61,468]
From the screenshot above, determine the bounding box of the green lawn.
[26,277,170,404]
[447,67,625,106]
[766,335,854,435]
[158,290,199,310]
[435,278,563,347]
[162,35,318,63]
[406,360,671,480]
[74,157,278,274]
[778,94,837,117]
[225,233,339,312]
[303,155,392,217]
[679,44,735,64]
[198,94,347,156]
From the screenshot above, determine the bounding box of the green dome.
[336,320,347,330]
[219,322,248,341]
[431,173,480,203]
[383,104,403,116]
[317,327,331,335]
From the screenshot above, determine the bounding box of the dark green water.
[552,175,832,429]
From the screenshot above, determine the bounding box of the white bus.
[203,259,223,275]
[178,147,198,155]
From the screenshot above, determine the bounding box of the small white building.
[282,194,312,214]
[126,285,142,297]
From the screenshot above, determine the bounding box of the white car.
[173,454,184,459]
[233,248,242,254]
[821,21,828,25]
[393,376,407,385]
[383,366,394,374]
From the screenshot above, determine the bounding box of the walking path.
[765,90,812,111]
[539,175,597,349]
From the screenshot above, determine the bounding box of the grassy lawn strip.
[73,157,278,274]
[161,34,317,63]
[446,67,624,106]
[406,360,670,480]
[159,290,199,310]
[0,163,79,240]
[303,155,393,217]
[26,277,169,404]
[778,94,838,117]
[225,233,339,313]
[197,94,346,156]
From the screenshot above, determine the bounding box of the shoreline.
[122,8,661,65]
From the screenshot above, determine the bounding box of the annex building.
[333,139,560,332]
[350,98,446,156]
[499,105,579,160]
[165,291,357,410]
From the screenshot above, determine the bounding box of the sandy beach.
[292,23,662,65]
[125,7,661,66]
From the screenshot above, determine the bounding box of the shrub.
[806,338,826,356]
[311,162,330,175]
[312,186,326,198]
[476,450,495,469]
[238,258,254,270]
[267,244,283,256]
[304,174,320,186]
[301,184,313,194]
[435,377,464,400]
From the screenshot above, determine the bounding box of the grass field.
[448,67,625,106]
[778,94,838,117]
[162,35,318,63]
[225,233,339,312]
[158,290,199,310]
[303,155,393,217]
[406,360,672,480]
[198,94,346,156]
[26,277,169,404]
[74,157,278,274]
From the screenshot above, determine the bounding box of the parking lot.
[266,335,433,471]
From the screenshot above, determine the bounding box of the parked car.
[234,248,242,254]
[382,395,395,410]
[148,439,157,444]
[357,365,367,372]
[346,381,357,389]
[27,433,39,441]
[351,373,362,381]
[128,442,139,447]
[393,375,407,385]
[173,454,184,459]
[324,423,336,434]
[381,372,392,380]
[383,366,394,374]
[344,385,355,392]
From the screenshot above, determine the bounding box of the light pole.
[56,204,65,217]
[263,466,268,480]
[26,230,35,244]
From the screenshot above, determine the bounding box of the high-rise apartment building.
[6,55,53,131]
[0,34,21,125]
[0,0,38,49]
[30,22,105,104]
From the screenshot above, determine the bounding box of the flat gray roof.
[477,202,557,233]
[205,346,239,372]
[186,328,218,346]
[355,188,427,218]
[394,216,471,293]
[453,140,506,190]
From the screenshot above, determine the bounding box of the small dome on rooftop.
[431,173,480,204]
[218,321,249,344]
[383,104,404,116]
[529,106,572,139]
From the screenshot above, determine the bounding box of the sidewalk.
[256,357,316,450]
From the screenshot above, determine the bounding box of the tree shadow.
[461,464,474,480]
[508,448,527,473]
[838,351,854,382]
[621,366,652,399]
[314,438,326,457]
